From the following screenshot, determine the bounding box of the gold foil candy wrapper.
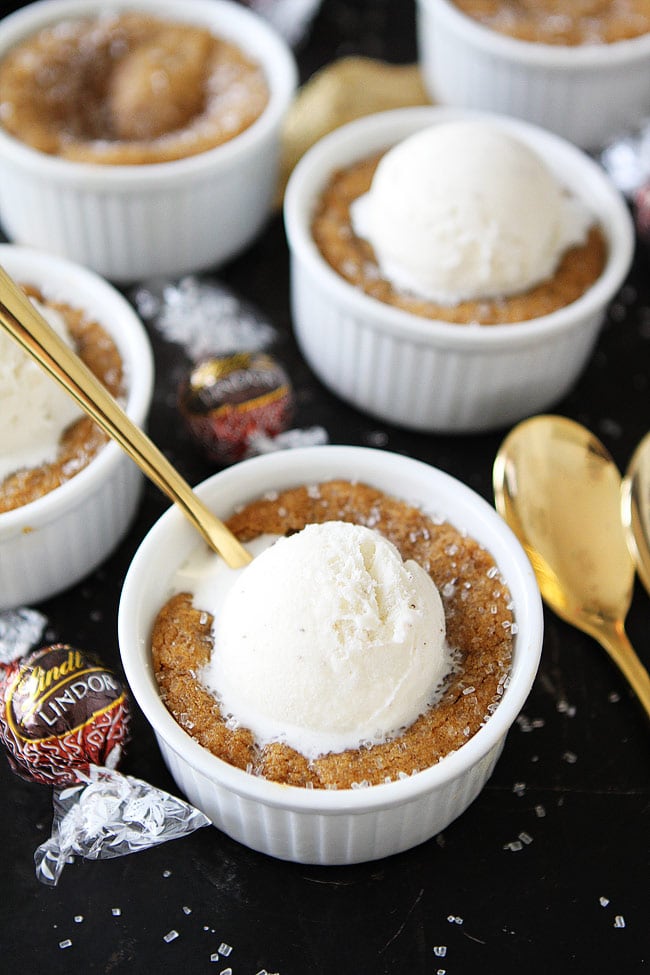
[278,56,430,200]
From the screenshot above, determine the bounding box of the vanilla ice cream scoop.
[0,300,83,481]
[351,119,592,304]
[201,521,449,758]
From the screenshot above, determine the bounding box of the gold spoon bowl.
[622,430,650,599]
[0,263,251,569]
[493,414,650,718]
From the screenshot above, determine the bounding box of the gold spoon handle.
[596,620,650,719]
[0,265,250,569]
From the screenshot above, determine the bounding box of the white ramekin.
[283,106,634,434]
[417,0,650,151]
[118,445,543,865]
[0,244,154,609]
[0,0,297,282]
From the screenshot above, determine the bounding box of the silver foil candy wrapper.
[132,276,277,361]
[35,765,210,886]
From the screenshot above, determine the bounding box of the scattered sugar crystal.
[341,259,359,276]
[433,946,447,957]
[535,805,546,818]
[518,831,533,845]
[111,908,121,916]
[74,916,83,923]
[163,930,179,943]
[220,969,233,975]
[365,430,388,447]
[513,782,526,796]
[163,870,172,878]
[182,906,192,915]
[59,939,72,949]
[218,943,232,956]
[614,915,626,928]
[563,751,578,764]
[447,915,463,924]
[600,897,610,907]
[504,840,523,852]
[608,692,621,703]
[246,426,329,457]
[557,699,576,717]
[209,952,220,962]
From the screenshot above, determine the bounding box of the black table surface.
[1,2,649,972]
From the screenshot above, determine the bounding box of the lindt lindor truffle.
[0,621,209,886]
[179,351,294,464]
[0,643,129,787]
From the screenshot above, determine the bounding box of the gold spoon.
[493,414,650,718]
[0,264,251,569]
[622,431,650,598]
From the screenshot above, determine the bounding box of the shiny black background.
[1,1,649,972]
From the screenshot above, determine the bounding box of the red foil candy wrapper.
[179,351,294,464]
[0,643,129,787]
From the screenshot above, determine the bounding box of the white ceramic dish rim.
[0,0,298,186]
[0,243,154,535]
[418,0,650,67]
[118,445,544,815]
[283,105,635,353]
